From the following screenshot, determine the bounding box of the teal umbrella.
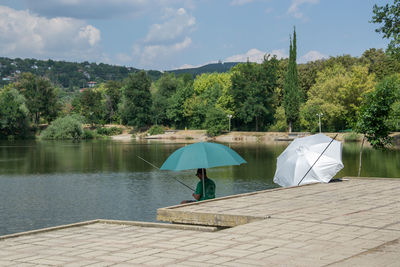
[160,142,247,199]
[160,142,246,171]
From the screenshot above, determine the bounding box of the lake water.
[0,139,399,236]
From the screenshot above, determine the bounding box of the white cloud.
[230,0,254,6]
[177,64,197,69]
[299,50,327,63]
[287,0,319,19]
[144,8,195,44]
[225,48,288,63]
[133,37,192,69]
[126,7,195,69]
[0,5,101,61]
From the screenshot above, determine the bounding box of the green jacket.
[195,178,216,201]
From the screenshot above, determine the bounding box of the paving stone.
[1,178,400,266]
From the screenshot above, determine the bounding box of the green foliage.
[41,115,84,140]
[96,126,123,136]
[361,48,400,80]
[166,83,194,128]
[297,60,326,101]
[283,27,300,132]
[344,132,362,142]
[301,64,375,131]
[103,80,122,123]
[1,40,398,137]
[372,0,400,59]
[231,56,278,131]
[120,71,153,127]
[0,57,142,89]
[205,107,228,137]
[148,125,165,135]
[82,129,96,139]
[156,72,181,97]
[152,73,182,125]
[15,72,60,124]
[356,75,400,149]
[193,72,234,115]
[269,106,287,132]
[388,100,400,131]
[300,98,344,132]
[0,86,30,139]
[182,73,233,130]
[80,88,105,125]
[340,65,376,126]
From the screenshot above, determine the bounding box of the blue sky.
[0,0,392,70]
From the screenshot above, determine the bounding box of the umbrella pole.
[202,169,205,200]
[297,133,339,186]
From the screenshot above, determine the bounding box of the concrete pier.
[1,177,400,266]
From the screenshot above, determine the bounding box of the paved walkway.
[1,177,400,266]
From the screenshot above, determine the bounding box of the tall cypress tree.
[283,27,300,133]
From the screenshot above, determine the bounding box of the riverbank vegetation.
[0,2,399,141]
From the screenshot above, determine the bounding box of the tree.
[166,83,194,129]
[79,89,104,125]
[371,0,400,59]
[339,65,376,127]
[205,106,228,137]
[356,74,400,176]
[300,64,375,132]
[15,72,59,124]
[193,72,234,115]
[356,74,400,149]
[0,85,30,138]
[231,56,278,131]
[120,71,152,128]
[297,59,326,101]
[283,27,300,132]
[181,73,233,129]
[361,48,400,80]
[104,80,122,123]
[152,73,182,125]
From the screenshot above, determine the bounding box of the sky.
[0,0,392,71]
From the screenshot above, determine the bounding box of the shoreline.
[112,130,400,146]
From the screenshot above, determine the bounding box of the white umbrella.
[273,133,344,187]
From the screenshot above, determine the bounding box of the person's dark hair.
[196,168,206,175]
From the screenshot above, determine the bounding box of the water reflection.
[0,140,399,236]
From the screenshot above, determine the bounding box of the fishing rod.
[137,156,195,192]
[297,133,339,186]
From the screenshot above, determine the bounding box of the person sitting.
[181,168,215,204]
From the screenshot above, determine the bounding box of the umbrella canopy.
[160,142,246,171]
[273,133,344,187]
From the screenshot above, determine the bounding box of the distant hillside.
[0,57,163,89]
[0,57,240,89]
[168,62,239,76]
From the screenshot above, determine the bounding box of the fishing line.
[137,156,195,192]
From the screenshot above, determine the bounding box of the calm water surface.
[0,139,399,236]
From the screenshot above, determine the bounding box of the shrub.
[205,107,228,137]
[96,126,123,136]
[41,115,84,140]
[269,106,288,132]
[344,132,361,142]
[148,125,165,135]
[82,129,95,139]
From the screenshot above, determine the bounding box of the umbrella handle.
[297,133,339,186]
